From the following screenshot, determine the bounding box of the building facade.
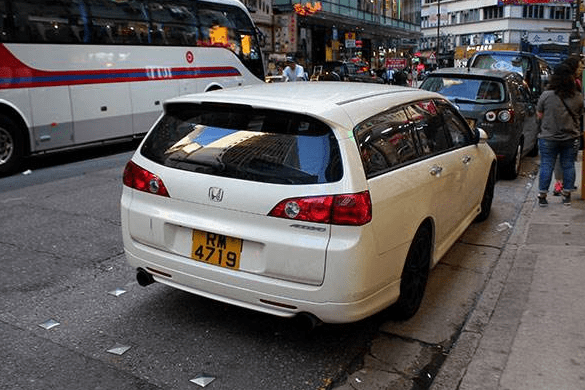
[241,0,423,75]
[420,0,578,67]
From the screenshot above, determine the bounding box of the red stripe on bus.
[0,45,241,89]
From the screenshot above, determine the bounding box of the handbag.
[560,96,584,150]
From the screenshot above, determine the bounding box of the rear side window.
[435,100,474,147]
[404,101,451,156]
[140,103,342,185]
[355,107,418,178]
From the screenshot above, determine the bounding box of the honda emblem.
[209,187,224,202]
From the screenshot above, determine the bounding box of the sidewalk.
[431,152,585,390]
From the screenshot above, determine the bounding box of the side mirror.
[476,128,488,144]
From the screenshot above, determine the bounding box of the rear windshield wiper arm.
[452,97,478,104]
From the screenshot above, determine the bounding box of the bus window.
[148,2,199,46]
[197,2,262,69]
[0,0,264,175]
[10,0,81,43]
[88,0,149,45]
[0,1,7,42]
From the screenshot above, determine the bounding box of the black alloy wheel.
[475,165,496,222]
[391,225,432,320]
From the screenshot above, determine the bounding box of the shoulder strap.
[559,95,579,127]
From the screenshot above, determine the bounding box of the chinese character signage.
[293,1,322,15]
[498,0,572,4]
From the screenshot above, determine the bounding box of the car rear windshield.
[422,77,505,103]
[140,102,343,185]
[472,54,531,77]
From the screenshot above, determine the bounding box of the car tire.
[391,224,431,320]
[501,141,522,180]
[475,165,496,222]
[0,115,24,176]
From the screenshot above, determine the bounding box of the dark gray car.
[420,67,539,179]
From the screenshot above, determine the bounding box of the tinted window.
[88,0,149,45]
[355,107,418,178]
[421,76,505,103]
[141,103,342,185]
[404,100,451,156]
[436,100,474,147]
[509,76,531,103]
[0,1,7,41]
[5,0,259,51]
[472,53,530,76]
[9,0,86,43]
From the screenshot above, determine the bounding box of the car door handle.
[429,165,443,176]
[462,155,472,164]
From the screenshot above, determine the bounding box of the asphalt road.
[0,145,539,390]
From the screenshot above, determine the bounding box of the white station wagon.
[121,82,497,324]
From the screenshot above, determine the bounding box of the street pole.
[575,0,585,198]
[436,0,440,68]
[570,0,581,56]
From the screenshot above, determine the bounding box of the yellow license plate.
[191,229,242,270]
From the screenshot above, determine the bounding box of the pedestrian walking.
[536,63,584,206]
[551,56,584,195]
[385,67,395,84]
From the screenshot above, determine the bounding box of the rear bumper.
[123,244,401,324]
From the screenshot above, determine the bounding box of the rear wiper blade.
[247,158,318,184]
[168,156,225,170]
[453,97,478,104]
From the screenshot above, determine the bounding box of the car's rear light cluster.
[485,109,513,123]
[123,161,170,197]
[268,191,372,226]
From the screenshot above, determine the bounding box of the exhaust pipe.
[136,268,155,287]
[294,312,323,332]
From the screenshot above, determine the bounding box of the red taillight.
[268,191,372,226]
[332,192,372,225]
[123,161,170,197]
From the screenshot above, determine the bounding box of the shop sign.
[345,32,356,48]
[526,32,568,45]
[294,1,322,16]
[385,58,407,69]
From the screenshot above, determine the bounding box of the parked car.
[121,83,497,324]
[468,50,552,101]
[420,67,539,179]
[311,61,384,83]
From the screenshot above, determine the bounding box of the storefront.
[271,0,421,77]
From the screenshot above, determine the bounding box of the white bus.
[0,0,265,174]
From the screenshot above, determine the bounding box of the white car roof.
[164,82,444,136]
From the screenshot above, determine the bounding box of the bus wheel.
[0,115,24,175]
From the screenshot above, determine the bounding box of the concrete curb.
[429,174,540,390]
[430,151,583,390]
